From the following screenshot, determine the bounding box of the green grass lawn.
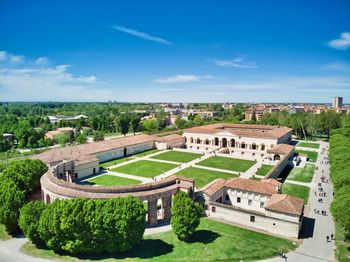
[282,183,310,204]
[335,222,350,262]
[151,151,202,163]
[295,150,318,162]
[85,175,141,186]
[0,224,10,240]
[174,167,237,188]
[100,149,161,169]
[111,160,177,178]
[250,176,262,181]
[286,164,315,183]
[21,218,296,262]
[197,156,255,173]
[297,142,320,149]
[257,165,274,177]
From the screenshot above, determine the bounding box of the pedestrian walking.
[326,235,329,242]
[331,233,334,240]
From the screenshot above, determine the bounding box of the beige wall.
[75,161,99,179]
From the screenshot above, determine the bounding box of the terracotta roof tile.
[267,144,295,155]
[265,194,304,216]
[224,177,279,195]
[201,178,226,196]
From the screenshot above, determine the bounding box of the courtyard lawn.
[151,151,202,163]
[286,164,315,183]
[257,165,274,177]
[21,218,296,262]
[174,167,237,188]
[99,149,161,169]
[86,175,141,186]
[282,183,310,204]
[297,142,320,149]
[197,156,255,173]
[111,160,177,178]
[295,150,318,162]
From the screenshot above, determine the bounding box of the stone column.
[162,195,172,221]
[148,199,158,225]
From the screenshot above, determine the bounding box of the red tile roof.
[224,177,279,196]
[201,178,226,196]
[265,194,304,216]
[267,144,295,155]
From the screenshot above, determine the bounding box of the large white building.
[183,123,292,153]
[198,177,304,238]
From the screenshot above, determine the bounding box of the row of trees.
[0,159,48,233]
[329,132,350,241]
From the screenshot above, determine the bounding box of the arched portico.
[230,139,235,147]
[214,137,219,146]
[274,154,281,161]
[222,138,227,148]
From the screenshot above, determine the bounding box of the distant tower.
[332,96,343,109]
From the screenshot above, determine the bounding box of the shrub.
[19,201,47,245]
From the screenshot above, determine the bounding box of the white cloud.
[112,25,172,45]
[210,56,258,69]
[0,51,7,61]
[153,74,212,84]
[328,32,350,50]
[9,55,24,63]
[321,62,350,72]
[35,57,50,66]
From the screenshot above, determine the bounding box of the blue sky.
[0,0,349,103]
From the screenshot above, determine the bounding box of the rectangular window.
[225,195,229,201]
[204,205,208,210]
[211,206,216,213]
[248,199,252,206]
[237,197,241,203]
[260,202,264,208]
[74,173,78,179]
[250,216,255,222]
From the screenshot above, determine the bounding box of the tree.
[142,119,159,133]
[93,131,104,142]
[171,191,203,241]
[331,185,350,238]
[319,110,341,140]
[54,133,70,146]
[130,115,141,135]
[0,135,11,152]
[193,115,203,126]
[0,180,26,234]
[38,196,146,254]
[19,201,47,245]
[117,115,131,136]
[75,133,87,144]
[175,116,187,129]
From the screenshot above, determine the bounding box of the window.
[250,216,255,222]
[248,199,252,206]
[74,173,78,180]
[211,206,216,213]
[237,197,241,203]
[260,202,264,208]
[225,195,229,201]
[204,205,208,210]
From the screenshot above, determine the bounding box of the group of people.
[313,208,327,216]
[326,233,335,242]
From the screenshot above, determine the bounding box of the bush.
[171,191,203,241]
[38,196,146,254]
[0,180,26,234]
[19,201,47,245]
[331,186,350,239]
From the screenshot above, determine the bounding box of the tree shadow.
[187,230,221,244]
[42,239,174,261]
[299,216,315,239]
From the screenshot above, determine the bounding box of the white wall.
[208,203,301,238]
[75,161,99,179]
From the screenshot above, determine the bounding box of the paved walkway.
[261,141,335,262]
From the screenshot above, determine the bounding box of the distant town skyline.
[0,0,349,102]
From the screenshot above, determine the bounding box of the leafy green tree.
[171,191,203,241]
[142,119,159,132]
[331,185,350,238]
[0,180,26,234]
[0,135,11,151]
[19,201,47,245]
[93,131,104,141]
[75,133,87,144]
[54,133,70,146]
[117,114,131,136]
[130,115,141,135]
[175,116,187,129]
[193,115,203,126]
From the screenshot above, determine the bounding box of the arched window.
[230,139,235,147]
[241,142,246,149]
[274,154,281,161]
[252,143,257,150]
[190,137,194,143]
[196,138,201,144]
[261,144,265,151]
[222,138,227,148]
[46,194,51,204]
[214,137,219,146]
[205,139,210,145]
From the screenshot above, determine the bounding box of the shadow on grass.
[32,239,174,261]
[187,230,221,244]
